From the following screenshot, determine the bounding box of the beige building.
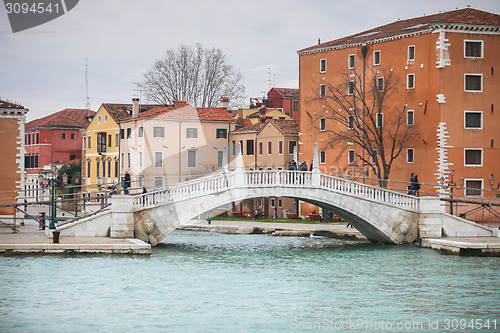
[229,117,299,217]
[119,100,236,190]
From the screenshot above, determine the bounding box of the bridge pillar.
[110,195,135,238]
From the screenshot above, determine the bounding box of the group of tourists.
[287,160,314,172]
[408,173,421,196]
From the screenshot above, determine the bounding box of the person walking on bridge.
[123,171,131,194]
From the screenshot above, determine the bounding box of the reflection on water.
[1,230,499,332]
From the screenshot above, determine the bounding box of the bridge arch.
[131,171,420,246]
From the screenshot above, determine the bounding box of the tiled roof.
[272,88,299,99]
[0,99,25,108]
[231,119,298,135]
[26,108,95,129]
[102,103,160,122]
[128,101,236,123]
[299,8,500,54]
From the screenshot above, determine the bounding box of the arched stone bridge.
[60,145,494,245]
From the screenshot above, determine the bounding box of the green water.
[1,231,499,332]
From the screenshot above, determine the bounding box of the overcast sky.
[1,0,499,121]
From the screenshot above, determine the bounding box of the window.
[98,115,101,124]
[465,74,482,92]
[320,150,326,164]
[407,74,415,89]
[97,132,106,153]
[278,140,283,155]
[259,141,263,155]
[138,127,143,138]
[153,127,164,138]
[108,160,111,179]
[96,160,100,177]
[319,117,326,131]
[348,115,354,129]
[126,128,131,139]
[115,134,119,147]
[320,58,327,73]
[465,179,483,197]
[373,50,380,65]
[348,81,355,95]
[154,177,163,187]
[348,54,355,68]
[216,128,227,139]
[320,84,326,98]
[217,151,224,168]
[88,136,91,149]
[278,199,282,207]
[377,77,384,91]
[83,136,86,150]
[27,134,30,145]
[464,111,482,129]
[246,140,254,156]
[62,133,66,140]
[155,152,163,168]
[232,141,236,156]
[108,134,112,148]
[115,160,119,178]
[267,141,272,155]
[121,153,124,168]
[70,153,76,161]
[293,100,299,113]
[36,132,39,144]
[186,128,198,138]
[87,160,91,178]
[376,113,383,128]
[408,45,415,61]
[70,133,75,140]
[407,110,414,126]
[271,198,275,208]
[288,141,297,155]
[464,40,483,58]
[407,148,414,163]
[102,160,106,178]
[104,114,108,123]
[139,152,143,168]
[464,149,482,166]
[127,153,131,168]
[348,150,355,164]
[239,140,243,154]
[188,150,197,167]
[120,128,124,139]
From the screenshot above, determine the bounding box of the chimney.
[220,97,229,109]
[132,98,140,118]
[259,106,267,129]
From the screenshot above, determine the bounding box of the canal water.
[1,231,499,332]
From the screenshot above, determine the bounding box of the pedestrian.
[412,174,421,196]
[408,173,415,195]
[142,186,147,193]
[287,160,297,184]
[309,161,313,171]
[207,211,212,225]
[123,171,131,194]
[299,160,308,184]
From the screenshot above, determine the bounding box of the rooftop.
[232,119,298,135]
[26,108,95,129]
[0,99,25,109]
[126,101,235,122]
[299,8,500,54]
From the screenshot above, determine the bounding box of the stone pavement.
[420,237,500,256]
[0,223,150,255]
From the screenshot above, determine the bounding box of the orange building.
[298,8,500,218]
[0,100,28,215]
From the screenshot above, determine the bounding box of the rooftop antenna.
[267,67,272,90]
[85,57,90,109]
[133,82,142,109]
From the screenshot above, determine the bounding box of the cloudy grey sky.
[1,0,499,121]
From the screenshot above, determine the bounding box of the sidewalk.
[0,222,150,255]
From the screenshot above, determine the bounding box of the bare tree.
[143,44,246,108]
[308,69,414,187]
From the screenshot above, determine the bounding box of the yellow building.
[233,107,292,125]
[82,101,158,194]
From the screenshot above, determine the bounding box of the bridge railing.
[320,174,419,211]
[132,172,233,209]
[243,170,312,187]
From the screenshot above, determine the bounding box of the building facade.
[298,8,500,219]
[119,100,236,191]
[24,108,95,201]
[264,88,300,120]
[0,100,28,215]
[229,117,299,217]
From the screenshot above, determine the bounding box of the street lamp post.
[489,174,500,191]
[439,168,464,216]
[49,163,58,230]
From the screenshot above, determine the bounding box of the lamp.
[439,168,459,216]
[490,174,500,190]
